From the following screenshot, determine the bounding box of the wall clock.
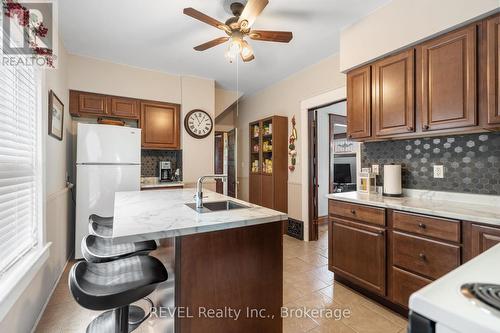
[184,109,213,139]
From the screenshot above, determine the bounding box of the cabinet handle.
[350,209,356,215]
[377,230,384,236]
[423,125,429,131]
[348,134,352,139]
[407,126,413,131]
[419,253,427,261]
[418,223,426,229]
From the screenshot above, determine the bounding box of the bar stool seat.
[89,214,113,238]
[82,235,157,263]
[69,255,168,333]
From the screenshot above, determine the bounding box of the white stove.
[409,244,500,333]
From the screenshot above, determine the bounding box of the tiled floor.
[35,224,407,332]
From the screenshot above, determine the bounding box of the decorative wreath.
[288,116,298,172]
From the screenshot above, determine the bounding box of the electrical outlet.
[371,164,380,175]
[433,165,444,178]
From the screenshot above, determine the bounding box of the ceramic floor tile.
[35,226,407,333]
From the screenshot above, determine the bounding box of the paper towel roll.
[383,165,402,197]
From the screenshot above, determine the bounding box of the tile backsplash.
[361,132,500,195]
[141,150,182,178]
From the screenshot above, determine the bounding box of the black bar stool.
[82,235,158,263]
[69,255,168,333]
[88,214,114,238]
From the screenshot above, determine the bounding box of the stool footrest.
[86,300,152,333]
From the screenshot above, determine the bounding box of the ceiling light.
[241,40,253,60]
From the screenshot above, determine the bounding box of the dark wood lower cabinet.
[328,200,500,314]
[470,223,500,258]
[249,174,262,206]
[175,222,283,333]
[330,218,386,296]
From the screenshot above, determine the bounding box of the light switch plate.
[433,165,444,178]
[372,164,380,175]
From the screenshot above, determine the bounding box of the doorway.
[308,100,356,241]
[214,129,237,197]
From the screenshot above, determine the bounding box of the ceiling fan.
[183,0,293,63]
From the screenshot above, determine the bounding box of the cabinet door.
[470,224,500,258]
[261,174,274,209]
[347,66,371,139]
[373,50,415,136]
[141,101,180,149]
[331,219,386,295]
[109,97,139,119]
[419,25,477,131]
[487,14,500,125]
[79,92,108,116]
[249,174,262,206]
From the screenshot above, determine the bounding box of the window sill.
[0,243,51,322]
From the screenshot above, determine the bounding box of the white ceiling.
[59,0,390,94]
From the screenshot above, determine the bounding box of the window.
[0,32,42,279]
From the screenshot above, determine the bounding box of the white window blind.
[0,28,41,277]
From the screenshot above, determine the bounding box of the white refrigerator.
[75,123,141,259]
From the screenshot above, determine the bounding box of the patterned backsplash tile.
[361,132,500,195]
[141,150,182,178]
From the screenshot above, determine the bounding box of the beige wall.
[68,55,182,103]
[181,76,216,188]
[215,106,236,132]
[0,39,73,333]
[236,54,346,220]
[67,55,216,187]
[340,0,499,72]
[215,88,241,117]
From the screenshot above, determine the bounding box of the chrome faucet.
[195,175,227,208]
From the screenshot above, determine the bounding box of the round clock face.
[184,109,213,139]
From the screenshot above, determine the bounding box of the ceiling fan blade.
[183,7,231,34]
[194,37,230,51]
[249,30,293,43]
[238,0,269,29]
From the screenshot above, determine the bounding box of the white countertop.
[327,190,500,226]
[409,244,500,333]
[112,189,288,243]
[140,181,184,189]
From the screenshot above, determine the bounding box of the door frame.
[300,87,347,241]
[307,109,319,241]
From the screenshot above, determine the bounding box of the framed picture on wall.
[48,90,64,141]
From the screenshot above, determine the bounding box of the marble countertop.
[409,243,500,333]
[140,181,184,189]
[327,190,500,226]
[112,188,288,243]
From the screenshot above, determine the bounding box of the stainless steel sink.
[185,200,250,213]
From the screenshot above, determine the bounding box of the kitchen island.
[113,188,288,333]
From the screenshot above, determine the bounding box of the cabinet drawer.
[329,200,385,226]
[393,211,460,243]
[391,267,432,308]
[393,232,460,280]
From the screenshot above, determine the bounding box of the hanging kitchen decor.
[288,116,297,172]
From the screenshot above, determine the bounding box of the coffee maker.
[159,161,172,182]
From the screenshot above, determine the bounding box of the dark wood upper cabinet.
[347,65,371,139]
[109,97,139,119]
[330,219,386,296]
[419,24,477,131]
[77,91,108,116]
[373,49,415,136]
[140,101,180,149]
[486,14,500,125]
[70,90,140,120]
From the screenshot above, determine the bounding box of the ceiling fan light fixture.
[241,40,253,60]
